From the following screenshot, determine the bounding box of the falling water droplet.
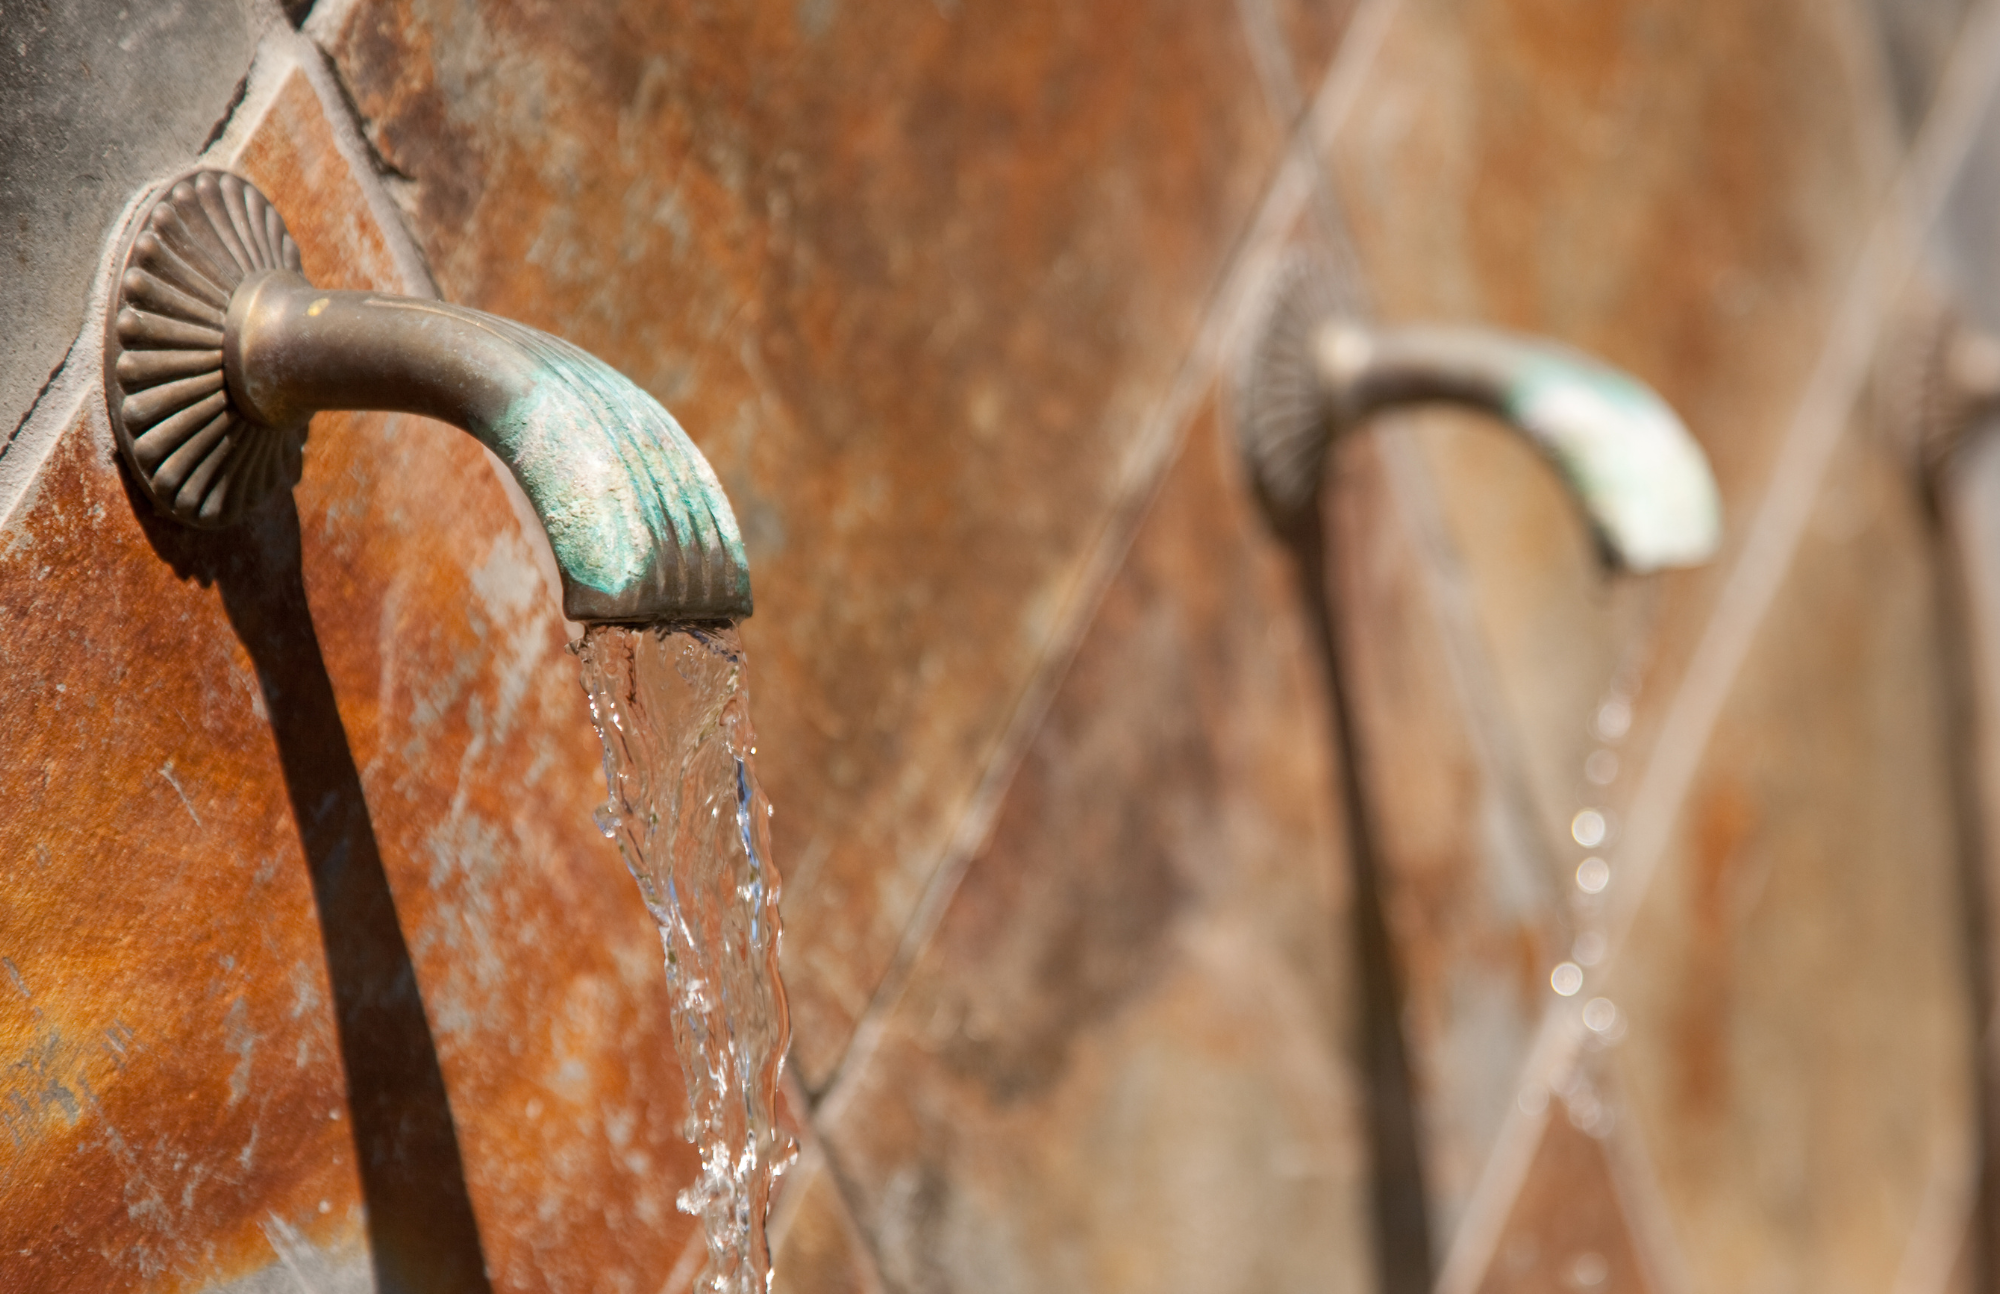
[1593,697,1632,742]
[1584,748,1619,785]
[1568,1250,1609,1288]
[1576,856,1610,893]
[1582,997,1618,1032]
[1571,809,1609,848]
[1573,931,1607,966]
[1551,962,1584,996]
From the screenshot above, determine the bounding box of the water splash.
[574,624,795,1293]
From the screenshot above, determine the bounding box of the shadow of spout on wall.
[1278,504,1436,1294]
[130,476,494,1294]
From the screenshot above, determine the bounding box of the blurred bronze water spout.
[1235,254,1722,1294]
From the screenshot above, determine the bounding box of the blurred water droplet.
[1501,1232,1540,1275]
[1573,931,1607,966]
[1568,1251,1609,1288]
[1583,997,1618,1032]
[1594,697,1632,742]
[1576,856,1610,893]
[1551,962,1584,996]
[1572,809,1608,848]
[1584,748,1619,785]
[1566,1089,1606,1132]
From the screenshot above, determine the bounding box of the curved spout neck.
[1313,321,1721,572]
[224,268,751,623]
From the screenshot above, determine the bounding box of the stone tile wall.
[0,1,1994,1292]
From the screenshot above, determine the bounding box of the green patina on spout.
[1242,298,1722,573]
[471,318,752,620]
[225,271,753,625]
[1500,348,1720,572]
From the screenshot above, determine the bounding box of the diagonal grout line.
[1603,0,2000,993]
[1378,429,1570,919]
[657,1228,705,1294]
[1599,1076,1696,1294]
[1888,1133,1980,1294]
[809,0,1406,1127]
[1235,0,1308,126]
[1434,6,2000,1292]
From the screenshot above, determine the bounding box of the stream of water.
[574,624,794,1294]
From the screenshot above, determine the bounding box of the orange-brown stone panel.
[1,49,708,1294]
[816,404,1373,1291]
[1612,425,1972,1293]
[314,0,1296,1085]
[0,415,367,1293]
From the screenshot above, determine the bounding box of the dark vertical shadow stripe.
[1283,503,1436,1294]
[133,476,493,1294]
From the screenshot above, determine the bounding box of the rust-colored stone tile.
[0,417,368,1293]
[234,67,412,295]
[1328,0,1903,878]
[1474,1104,1656,1294]
[768,1154,885,1294]
[315,0,1293,1085]
[1943,1219,1976,1294]
[0,48,707,1294]
[1609,424,1973,1292]
[1265,0,1365,112]
[816,404,1371,1291]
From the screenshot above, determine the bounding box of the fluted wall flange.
[103,169,308,528]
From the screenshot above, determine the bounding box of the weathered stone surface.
[1271,0,1364,106]
[816,404,1373,1293]
[1240,0,1361,117]
[1474,1100,1657,1294]
[0,417,374,1294]
[0,0,260,438]
[313,0,1292,1087]
[767,1154,885,1294]
[1866,0,1977,133]
[1610,424,1973,1294]
[0,52,702,1294]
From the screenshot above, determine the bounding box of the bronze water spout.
[103,169,751,624]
